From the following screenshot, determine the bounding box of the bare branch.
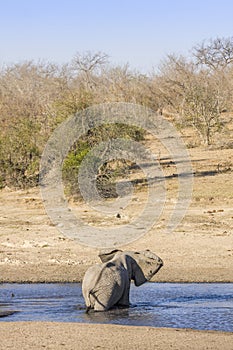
[193,37,233,71]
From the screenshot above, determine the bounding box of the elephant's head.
[98,249,163,283]
[128,250,163,281]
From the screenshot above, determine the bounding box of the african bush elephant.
[82,249,163,312]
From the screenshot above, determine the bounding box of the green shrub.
[62,124,145,199]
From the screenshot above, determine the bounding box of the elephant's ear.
[132,259,147,286]
[98,249,122,262]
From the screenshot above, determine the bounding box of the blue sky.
[0,0,233,72]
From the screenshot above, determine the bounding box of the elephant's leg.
[90,290,110,311]
[117,295,130,307]
[94,301,108,312]
[94,294,117,311]
[93,284,124,311]
[116,285,130,307]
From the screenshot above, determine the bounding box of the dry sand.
[0,322,233,350]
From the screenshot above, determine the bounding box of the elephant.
[82,249,163,312]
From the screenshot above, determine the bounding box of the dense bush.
[62,124,145,198]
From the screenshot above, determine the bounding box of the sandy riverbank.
[0,322,232,350]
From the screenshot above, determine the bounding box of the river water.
[0,283,232,332]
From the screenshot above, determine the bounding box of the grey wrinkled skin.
[82,249,163,312]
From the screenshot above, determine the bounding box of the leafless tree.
[193,37,233,71]
[155,54,228,145]
[71,51,109,90]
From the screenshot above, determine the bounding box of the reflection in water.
[0,283,232,332]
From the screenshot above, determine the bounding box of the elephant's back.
[85,262,127,293]
[94,263,127,305]
[102,262,126,288]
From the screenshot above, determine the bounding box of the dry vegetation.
[1,37,233,190]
